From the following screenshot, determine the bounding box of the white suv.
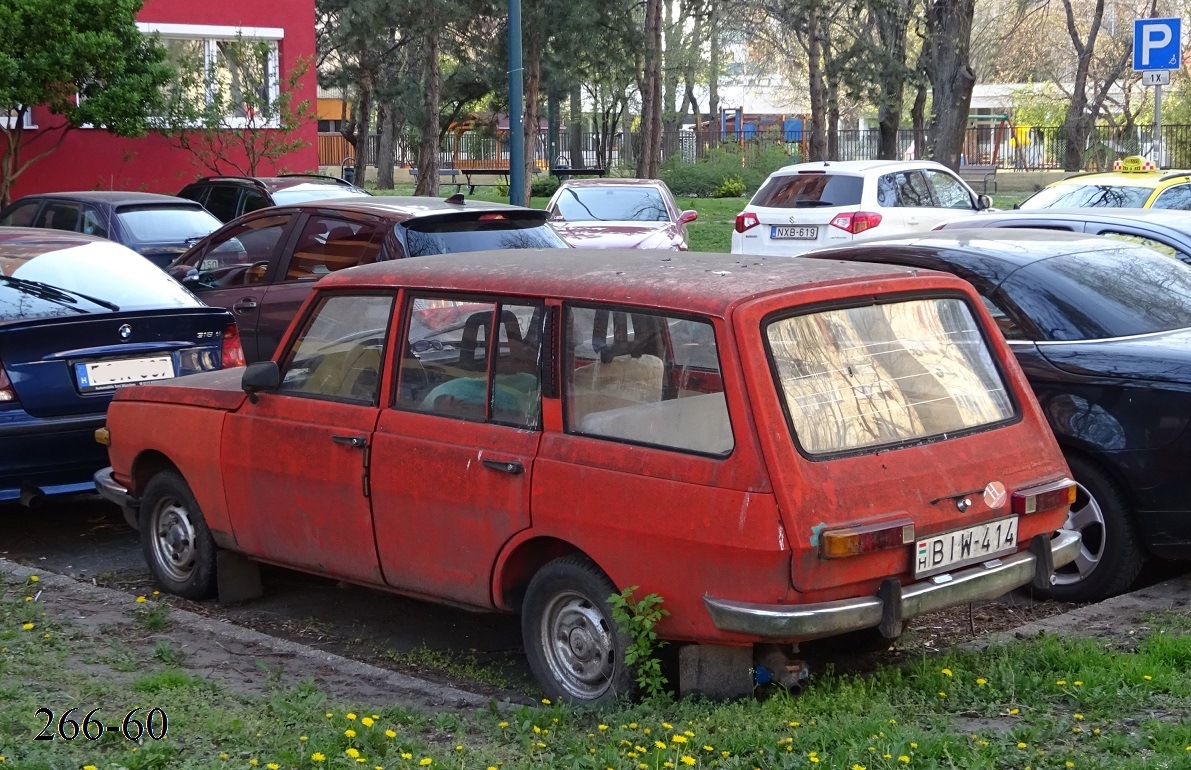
[731,160,992,256]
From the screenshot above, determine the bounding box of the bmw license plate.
[914,516,1018,578]
[75,356,175,391]
[771,225,819,240]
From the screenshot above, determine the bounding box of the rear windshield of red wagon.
[764,296,1016,456]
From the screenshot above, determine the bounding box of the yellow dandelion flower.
[1073,714,1084,721]
[978,741,989,747]
[136,595,147,603]
[326,712,334,718]
[345,729,357,738]
[346,749,360,758]
[629,723,638,729]
[721,751,731,758]
[372,714,379,720]
[24,596,31,602]
[899,757,910,764]
[655,740,668,749]
[640,764,649,770]
[455,745,463,752]
[976,678,987,686]
[628,752,638,759]
[684,731,695,737]
[498,722,508,729]
[884,755,891,760]
[853,764,866,770]
[1073,681,1082,686]
[385,729,397,739]
[29,575,38,582]
[599,724,608,731]
[535,742,546,749]
[789,721,800,727]
[889,719,897,725]
[1056,680,1067,686]
[533,725,542,734]
[941,668,952,676]
[681,758,696,767]
[541,699,551,705]
[635,746,647,753]
[21,623,33,631]
[810,758,820,764]
[643,728,651,735]
[420,759,433,767]
[346,712,357,720]
[312,753,326,762]
[42,633,50,639]
[300,736,308,742]
[249,760,259,767]
[1093,729,1101,735]
[84,766,98,770]
[663,762,674,769]
[938,691,947,697]
[703,745,714,751]
[910,743,918,749]
[1065,763,1074,769]
[401,753,413,760]
[1144,675,1153,681]
[1073,727,1082,734]
[663,722,673,729]
[1018,743,1028,749]
[1009,709,1020,715]
[361,717,374,727]
[269,765,280,769]
[672,735,688,744]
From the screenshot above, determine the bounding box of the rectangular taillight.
[0,364,15,404]
[1011,478,1077,515]
[820,519,915,559]
[221,323,246,369]
[735,211,760,233]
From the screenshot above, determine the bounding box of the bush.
[660,143,797,197]
[714,176,745,198]
[530,174,560,198]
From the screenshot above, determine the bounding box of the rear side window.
[115,206,220,242]
[399,212,566,257]
[766,297,1015,456]
[285,216,380,280]
[565,306,733,456]
[751,173,863,208]
[203,186,241,221]
[34,201,82,232]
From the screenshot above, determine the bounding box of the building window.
[1,107,36,130]
[139,23,283,127]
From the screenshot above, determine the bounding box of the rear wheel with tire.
[140,470,218,600]
[1044,455,1145,603]
[521,555,632,705]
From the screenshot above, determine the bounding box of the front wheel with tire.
[521,555,632,705]
[139,470,218,600]
[1043,455,1145,603]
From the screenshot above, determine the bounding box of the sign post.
[1134,18,1182,167]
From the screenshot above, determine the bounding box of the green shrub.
[713,175,745,198]
[660,142,797,197]
[530,174,560,198]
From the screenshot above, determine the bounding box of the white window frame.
[1,107,37,130]
[139,22,284,129]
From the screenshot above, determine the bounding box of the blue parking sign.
[1134,18,1181,71]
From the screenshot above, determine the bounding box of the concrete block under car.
[217,551,263,604]
[679,644,753,700]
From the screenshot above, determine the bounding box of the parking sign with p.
[1134,18,1182,71]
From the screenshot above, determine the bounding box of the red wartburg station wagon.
[96,250,1080,703]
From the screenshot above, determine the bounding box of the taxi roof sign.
[1113,156,1157,172]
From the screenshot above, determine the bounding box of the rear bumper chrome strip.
[704,529,1081,641]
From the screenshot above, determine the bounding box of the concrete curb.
[0,556,500,710]
[962,574,1191,651]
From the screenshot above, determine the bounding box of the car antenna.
[444,192,466,205]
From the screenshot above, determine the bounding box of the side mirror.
[242,361,279,403]
[976,194,994,211]
[678,209,699,224]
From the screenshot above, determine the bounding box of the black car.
[0,228,241,512]
[807,230,1191,603]
[937,208,1191,266]
[0,192,222,269]
[177,174,371,223]
[168,195,569,362]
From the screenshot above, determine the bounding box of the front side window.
[174,214,291,288]
[766,298,1015,456]
[34,202,82,232]
[203,186,241,222]
[394,297,544,428]
[1151,184,1191,210]
[924,170,975,209]
[285,216,380,280]
[565,306,733,456]
[879,171,933,207]
[1,200,41,227]
[278,294,394,404]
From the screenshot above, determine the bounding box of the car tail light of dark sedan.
[0,364,16,404]
[735,211,760,233]
[221,324,246,369]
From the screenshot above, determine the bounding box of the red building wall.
[8,0,317,200]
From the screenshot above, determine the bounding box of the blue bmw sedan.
[0,228,243,508]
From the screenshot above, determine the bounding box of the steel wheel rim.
[1053,481,1106,586]
[150,497,198,584]
[538,589,615,700]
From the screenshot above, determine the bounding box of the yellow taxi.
[1019,155,1191,210]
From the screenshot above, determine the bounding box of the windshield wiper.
[0,275,120,312]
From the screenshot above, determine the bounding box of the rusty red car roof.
[320,249,939,316]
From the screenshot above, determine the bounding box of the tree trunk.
[569,86,586,170]
[874,1,909,160]
[375,102,395,189]
[636,0,663,178]
[708,0,720,143]
[1060,0,1105,171]
[522,53,542,203]
[414,33,440,197]
[806,4,828,162]
[354,73,373,186]
[924,0,976,170]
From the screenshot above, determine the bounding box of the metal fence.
[318,124,1191,172]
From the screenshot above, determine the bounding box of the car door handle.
[232,297,259,313]
[332,435,368,448]
[482,458,524,475]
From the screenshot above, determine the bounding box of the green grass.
[3,569,1191,769]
